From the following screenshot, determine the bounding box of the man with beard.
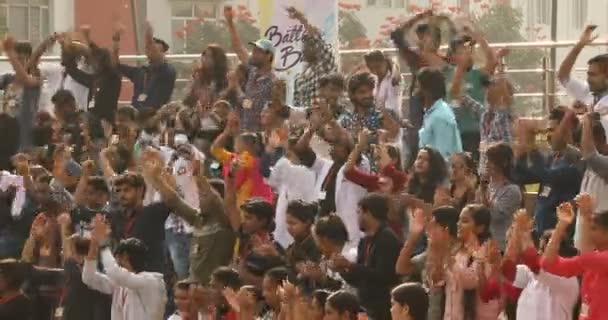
[108,172,171,273]
[558,24,608,139]
[225,5,276,132]
[330,193,401,320]
[348,72,382,138]
[289,6,338,109]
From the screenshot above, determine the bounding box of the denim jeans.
[165,229,192,280]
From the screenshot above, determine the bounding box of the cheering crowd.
[0,5,608,320]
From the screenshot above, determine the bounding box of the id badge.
[540,186,551,197]
[243,99,253,109]
[88,99,96,110]
[192,243,200,254]
[318,191,327,200]
[137,93,148,102]
[55,307,64,318]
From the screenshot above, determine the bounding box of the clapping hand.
[575,193,595,219]
[557,202,575,225]
[409,208,428,236]
[91,214,111,243]
[578,25,598,47]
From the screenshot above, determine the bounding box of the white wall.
[146,0,172,51]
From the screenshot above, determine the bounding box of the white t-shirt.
[373,71,402,118]
[562,77,608,141]
[514,264,579,320]
[39,62,92,112]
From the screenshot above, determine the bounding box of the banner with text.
[257,0,339,106]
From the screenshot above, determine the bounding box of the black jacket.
[341,225,401,320]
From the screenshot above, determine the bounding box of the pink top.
[443,251,502,320]
[541,250,608,320]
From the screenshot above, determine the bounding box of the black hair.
[384,144,403,171]
[287,139,316,168]
[415,24,442,49]
[238,132,260,153]
[461,204,492,320]
[15,42,33,56]
[588,53,608,76]
[87,176,110,195]
[286,200,318,224]
[0,259,26,290]
[153,37,170,52]
[540,229,578,258]
[358,192,390,222]
[326,290,360,320]
[417,67,447,102]
[114,172,146,190]
[431,206,459,238]
[486,142,513,180]
[117,106,139,123]
[312,289,330,311]
[112,144,134,174]
[51,89,76,108]
[241,198,275,232]
[114,238,148,273]
[408,146,448,203]
[348,72,375,95]
[549,107,580,128]
[391,283,429,320]
[174,280,191,291]
[72,236,91,256]
[314,214,349,244]
[593,212,608,231]
[319,73,345,90]
[264,266,291,284]
[211,267,242,290]
[364,50,391,68]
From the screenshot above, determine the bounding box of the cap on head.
[248,39,276,55]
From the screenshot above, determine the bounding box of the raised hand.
[91,213,110,243]
[2,35,16,52]
[57,212,72,228]
[576,193,595,219]
[224,6,235,24]
[409,208,427,236]
[82,159,96,177]
[513,209,532,234]
[357,129,371,147]
[557,202,575,225]
[578,25,598,46]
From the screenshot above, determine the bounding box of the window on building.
[573,0,587,29]
[171,0,218,53]
[0,0,50,45]
[535,0,550,25]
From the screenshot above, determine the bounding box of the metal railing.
[0,40,606,112]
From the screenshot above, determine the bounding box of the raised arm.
[111,22,125,66]
[28,34,57,70]
[543,202,574,264]
[395,208,426,276]
[558,25,597,84]
[81,236,114,294]
[449,50,469,101]
[144,22,163,63]
[3,36,41,87]
[224,6,249,64]
[466,26,496,75]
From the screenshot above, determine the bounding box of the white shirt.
[82,248,167,320]
[164,148,206,234]
[561,77,608,141]
[268,157,318,248]
[374,70,402,118]
[513,264,579,320]
[39,62,92,112]
[0,171,25,218]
